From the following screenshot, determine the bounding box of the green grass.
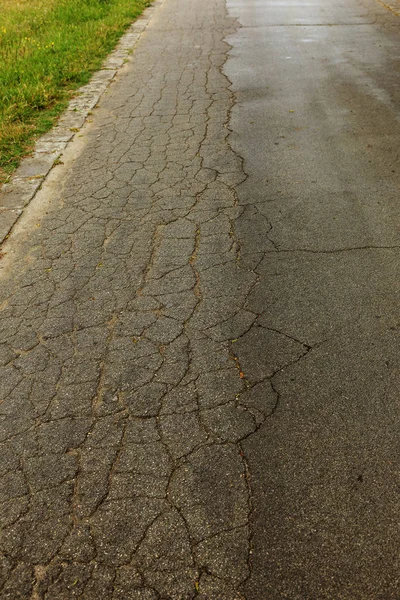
[0,0,149,183]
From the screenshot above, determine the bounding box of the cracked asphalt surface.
[1,0,400,597]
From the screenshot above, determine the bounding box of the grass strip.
[0,0,149,183]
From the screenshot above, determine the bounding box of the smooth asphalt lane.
[225,0,400,597]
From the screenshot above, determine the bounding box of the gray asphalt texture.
[1,0,400,597]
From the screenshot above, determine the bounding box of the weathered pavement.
[1,0,400,597]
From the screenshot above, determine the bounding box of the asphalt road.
[0,0,399,598]
[225,0,400,597]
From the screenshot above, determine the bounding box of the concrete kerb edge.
[0,0,163,247]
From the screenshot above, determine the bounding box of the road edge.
[0,0,163,247]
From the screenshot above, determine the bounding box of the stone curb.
[0,0,162,246]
